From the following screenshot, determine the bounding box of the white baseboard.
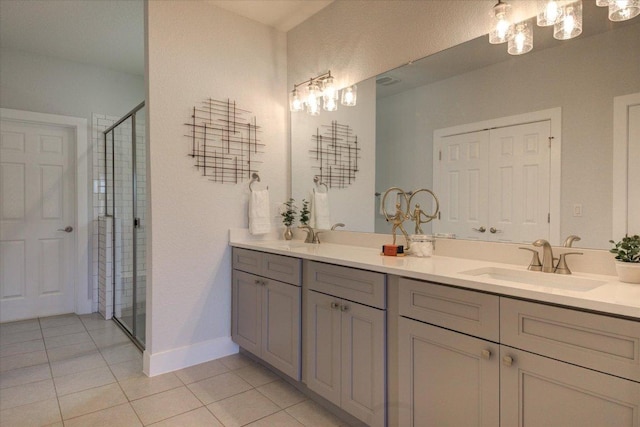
[143,336,239,377]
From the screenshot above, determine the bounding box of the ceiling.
[0,0,332,77]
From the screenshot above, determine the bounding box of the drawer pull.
[331,302,340,310]
[502,356,514,367]
[481,349,492,360]
[341,304,350,312]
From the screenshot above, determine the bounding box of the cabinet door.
[501,346,640,427]
[398,317,499,427]
[306,290,342,406]
[341,301,386,427]
[232,270,262,356]
[261,279,301,380]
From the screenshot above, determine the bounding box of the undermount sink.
[461,267,607,292]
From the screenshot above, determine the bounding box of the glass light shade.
[322,76,338,102]
[323,96,338,112]
[537,1,563,26]
[554,1,582,40]
[508,22,533,55]
[289,88,304,112]
[341,85,357,106]
[306,82,321,115]
[609,0,640,21]
[322,76,338,111]
[489,1,513,44]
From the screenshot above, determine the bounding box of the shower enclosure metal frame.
[103,101,146,350]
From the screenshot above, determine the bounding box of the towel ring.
[313,176,328,193]
[249,173,268,191]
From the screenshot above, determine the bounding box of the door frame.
[433,107,562,246]
[1,108,91,315]
[612,92,640,237]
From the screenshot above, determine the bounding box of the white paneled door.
[1,119,75,322]
[435,120,551,243]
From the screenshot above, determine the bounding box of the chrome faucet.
[533,239,555,273]
[299,225,323,244]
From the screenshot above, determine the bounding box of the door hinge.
[547,213,550,223]
[438,211,441,220]
[548,136,554,148]
[134,217,141,228]
[439,150,442,161]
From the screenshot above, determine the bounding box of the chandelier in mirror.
[289,71,357,115]
[490,0,639,55]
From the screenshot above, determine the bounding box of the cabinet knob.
[472,226,486,233]
[262,280,268,286]
[481,349,492,360]
[330,302,340,309]
[254,279,261,285]
[502,355,514,367]
[340,304,349,312]
[489,227,502,234]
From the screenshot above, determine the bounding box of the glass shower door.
[105,102,146,348]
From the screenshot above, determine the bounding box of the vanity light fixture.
[289,71,357,115]
[554,1,583,40]
[489,0,513,44]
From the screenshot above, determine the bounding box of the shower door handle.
[134,218,141,228]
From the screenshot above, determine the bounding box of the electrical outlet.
[573,204,583,217]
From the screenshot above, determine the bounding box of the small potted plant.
[609,234,640,283]
[281,198,297,240]
[300,199,310,226]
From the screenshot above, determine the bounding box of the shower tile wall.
[92,113,146,320]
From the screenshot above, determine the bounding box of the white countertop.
[230,240,640,319]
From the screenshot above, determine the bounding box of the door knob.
[57,226,73,233]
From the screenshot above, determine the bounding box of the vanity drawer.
[263,253,301,286]
[305,261,386,309]
[233,247,262,276]
[398,278,499,342]
[233,248,301,286]
[501,298,640,382]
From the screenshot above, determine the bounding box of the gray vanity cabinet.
[231,248,301,380]
[500,298,640,427]
[305,261,386,427]
[500,346,640,426]
[397,276,640,427]
[397,277,500,427]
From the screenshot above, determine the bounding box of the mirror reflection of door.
[435,119,551,244]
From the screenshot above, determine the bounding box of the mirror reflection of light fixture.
[554,1,583,40]
[289,71,356,115]
[489,0,513,44]
[341,85,357,106]
[537,0,564,26]
[608,0,640,21]
[508,22,534,54]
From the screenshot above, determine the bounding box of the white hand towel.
[313,190,331,230]
[249,189,271,235]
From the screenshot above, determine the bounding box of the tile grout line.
[40,316,65,426]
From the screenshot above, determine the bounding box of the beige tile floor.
[0,314,353,427]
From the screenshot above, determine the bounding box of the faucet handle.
[554,252,583,275]
[519,247,543,271]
